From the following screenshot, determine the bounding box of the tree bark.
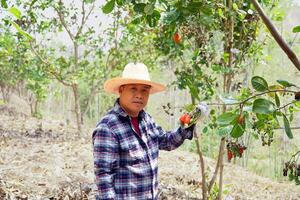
[217,138,226,200]
[0,84,11,103]
[251,0,300,71]
[72,84,82,132]
[208,137,226,193]
[194,132,207,200]
[191,96,207,200]
[218,0,235,198]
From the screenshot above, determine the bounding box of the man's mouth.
[132,101,143,105]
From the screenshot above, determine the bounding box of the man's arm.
[153,102,209,151]
[149,116,194,151]
[93,124,119,200]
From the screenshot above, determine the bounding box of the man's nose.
[135,91,143,99]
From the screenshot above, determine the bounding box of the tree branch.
[207,89,297,108]
[29,41,72,87]
[275,101,296,111]
[251,0,300,71]
[55,0,74,40]
[76,1,95,38]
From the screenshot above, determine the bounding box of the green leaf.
[275,93,280,107]
[184,104,195,112]
[130,16,143,25]
[232,3,238,11]
[230,123,245,138]
[144,4,154,15]
[283,114,293,139]
[163,10,180,24]
[145,10,160,27]
[102,0,115,14]
[8,7,21,19]
[216,112,238,126]
[116,0,123,6]
[219,96,239,104]
[217,125,233,136]
[11,21,33,41]
[252,98,275,114]
[1,0,8,8]
[251,76,268,92]
[133,3,146,13]
[292,25,300,33]
[268,85,284,98]
[276,80,297,88]
[295,101,300,109]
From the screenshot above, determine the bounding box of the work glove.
[179,102,210,129]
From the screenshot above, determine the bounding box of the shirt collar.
[113,98,146,119]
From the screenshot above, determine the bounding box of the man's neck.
[119,103,139,117]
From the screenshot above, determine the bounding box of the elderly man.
[92,63,197,200]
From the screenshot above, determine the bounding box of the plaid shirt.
[92,100,193,200]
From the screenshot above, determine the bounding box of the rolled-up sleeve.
[93,124,119,200]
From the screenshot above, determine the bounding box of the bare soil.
[0,105,299,200]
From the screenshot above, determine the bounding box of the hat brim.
[104,78,166,95]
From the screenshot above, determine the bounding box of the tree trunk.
[194,131,207,200]
[191,96,208,200]
[72,84,82,132]
[218,0,235,198]
[208,138,226,193]
[0,84,11,103]
[217,138,226,200]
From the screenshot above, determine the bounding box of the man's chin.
[131,106,143,113]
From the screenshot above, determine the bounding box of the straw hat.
[104,62,166,95]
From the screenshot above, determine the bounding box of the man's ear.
[119,85,124,94]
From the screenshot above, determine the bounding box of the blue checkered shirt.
[92,100,193,200]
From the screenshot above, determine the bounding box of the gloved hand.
[179,102,210,129]
[195,102,210,120]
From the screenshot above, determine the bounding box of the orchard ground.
[0,104,300,199]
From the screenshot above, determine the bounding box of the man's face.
[119,84,151,117]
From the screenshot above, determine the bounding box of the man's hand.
[195,102,210,120]
[179,102,210,129]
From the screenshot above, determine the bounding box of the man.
[92,63,196,200]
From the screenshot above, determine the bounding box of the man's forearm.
[95,171,116,200]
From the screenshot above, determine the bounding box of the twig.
[240,89,296,105]
[55,0,74,40]
[275,101,296,111]
[288,151,300,163]
[76,1,96,38]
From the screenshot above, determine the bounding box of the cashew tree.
[102,0,299,199]
[8,0,110,132]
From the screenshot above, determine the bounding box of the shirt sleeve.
[149,117,194,151]
[92,123,119,200]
